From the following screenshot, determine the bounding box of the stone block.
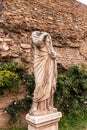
[25,112,62,130]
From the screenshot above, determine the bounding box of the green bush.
[22,74,35,95]
[5,96,32,123]
[2,126,27,130]
[0,70,19,94]
[0,62,25,72]
[55,65,87,114]
[0,62,25,94]
[9,126,27,130]
[54,65,87,129]
[59,109,87,130]
[5,74,35,123]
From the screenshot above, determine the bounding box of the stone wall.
[0,0,87,70]
[0,0,87,128]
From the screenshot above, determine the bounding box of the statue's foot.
[29,109,39,116]
[53,107,57,112]
[47,106,53,111]
[29,102,38,115]
[47,106,57,113]
[29,109,45,116]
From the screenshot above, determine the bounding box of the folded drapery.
[30,31,57,115]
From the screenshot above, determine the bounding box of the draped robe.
[32,31,57,103]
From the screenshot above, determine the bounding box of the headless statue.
[29,31,57,116]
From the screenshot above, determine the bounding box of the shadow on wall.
[57,63,66,73]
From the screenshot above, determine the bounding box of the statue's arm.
[45,36,57,59]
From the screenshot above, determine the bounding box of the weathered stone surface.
[0,38,12,42]
[21,55,31,63]
[2,43,9,51]
[1,52,10,57]
[80,42,87,59]
[56,47,85,68]
[13,58,22,62]
[0,38,4,42]
[0,110,10,128]
[11,53,19,58]
[20,43,31,49]
[26,112,62,130]
[4,38,12,42]
[10,44,20,51]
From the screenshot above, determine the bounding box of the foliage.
[5,96,32,123]
[22,74,35,95]
[0,62,25,94]
[5,74,35,123]
[0,62,25,72]
[9,126,27,130]
[59,109,87,130]
[0,70,19,94]
[55,65,87,129]
[2,126,27,130]
[55,65,87,114]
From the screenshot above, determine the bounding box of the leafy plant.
[59,109,87,130]
[5,96,32,123]
[9,126,27,130]
[0,70,19,94]
[55,66,87,113]
[0,62,25,72]
[22,74,35,95]
[5,74,35,123]
[2,126,27,130]
[0,62,25,94]
[54,65,87,130]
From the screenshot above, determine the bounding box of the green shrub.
[2,126,27,130]
[5,74,35,123]
[55,65,87,114]
[0,62,25,72]
[54,65,87,130]
[59,109,87,130]
[9,126,27,130]
[0,62,25,94]
[0,70,19,94]
[5,96,32,123]
[22,74,35,95]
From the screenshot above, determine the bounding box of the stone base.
[25,112,62,130]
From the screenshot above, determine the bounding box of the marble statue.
[29,31,57,116]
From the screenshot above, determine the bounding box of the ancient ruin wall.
[0,0,87,71]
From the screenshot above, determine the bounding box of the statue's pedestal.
[25,112,62,130]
